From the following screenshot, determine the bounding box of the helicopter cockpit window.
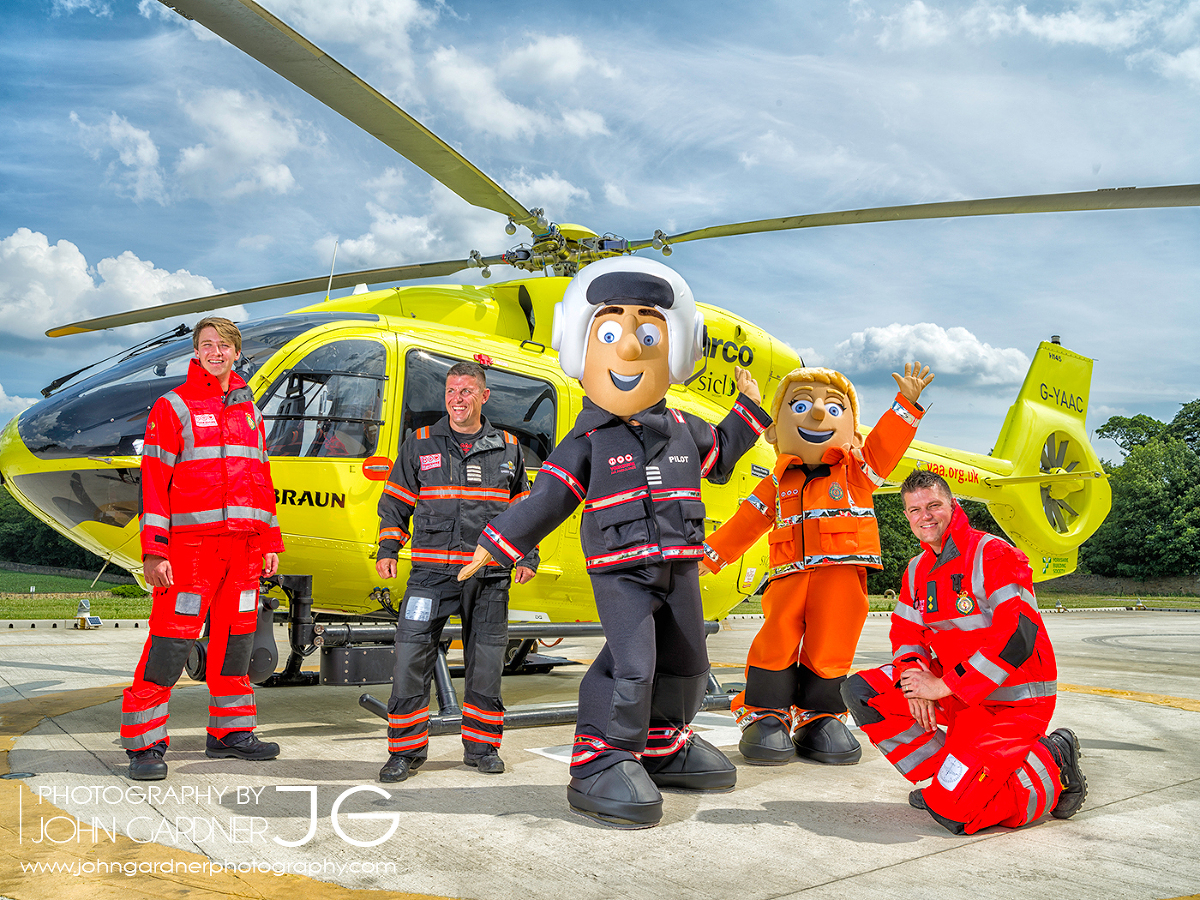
[400,350,557,469]
[16,313,373,461]
[260,339,386,459]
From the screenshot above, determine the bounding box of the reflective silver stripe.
[141,444,177,467]
[986,582,1040,613]
[968,650,1009,686]
[209,714,257,729]
[164,392,194,454]
[804,553,881,567]
[986,680,1058,703]
[972,534,998,600]
[121,723,168,750]
[211,693,255,709]
[269,514,279,529]
[878,723,927,756]
[777,506,876,526]
[1017,767,1038,823]
[141,513,170,530]
[747,494,771,516]
[176,443,266,464]
[895,729,945,774]
[928,612,991,632]
[1027,749,1058,817]
[906,556,920,603]
[891,400,918,427]
[892,601,925,625]
[769,561,803,579]
[174,591,202,617]
[860,459,886,487]
[172,506,274,527]
[121,703,169,726]
[893,643,929,662]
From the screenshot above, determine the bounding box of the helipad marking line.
[0,686,446,900]
[1057,683,1200,713]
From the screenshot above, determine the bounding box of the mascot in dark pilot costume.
[460,256,771,828]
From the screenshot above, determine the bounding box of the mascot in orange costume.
[702,362,933,765]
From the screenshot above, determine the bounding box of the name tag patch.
[238,589,258,612]
[194,413,218,428]
[419,453,442,471]
[405,595,433,621]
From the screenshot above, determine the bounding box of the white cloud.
[828,322,1029,385]
[53,0,112,16]
[176,89,321,199]
[71,112,168,205]
[970,3,1153,48]
[0,383,37,420]
[505,170,590,215]
[1141,44,1200,86]
[364,167,409,204]
[0,228,228,342]
[429,46,549,140]
[604,183,631,207]
[500,34,620,83]
[561,109,609,137]
[877,1,952,49]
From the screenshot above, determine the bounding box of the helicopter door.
[397,348,561,599]
[257,334,394,603]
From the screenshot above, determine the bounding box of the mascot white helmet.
[552,257,705,384]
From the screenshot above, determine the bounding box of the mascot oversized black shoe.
[792,714,862,765]
[642,732,737,792]
[568,759,664,829]
[738,715,795,765]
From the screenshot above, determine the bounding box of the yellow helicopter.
[0,0,1193,691]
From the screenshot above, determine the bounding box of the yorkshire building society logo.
[828,482,844,502]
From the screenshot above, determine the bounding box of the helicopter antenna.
[324,240,339,302]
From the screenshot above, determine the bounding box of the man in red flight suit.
[841,470,1087,834]
[701,364,932,766]
[121,317,285,781]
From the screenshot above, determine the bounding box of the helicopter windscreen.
[259,338,386,459]
[400,349,557,469]
[16,313,378,460]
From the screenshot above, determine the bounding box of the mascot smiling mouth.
[799,427,834,443]
[610,371,643,392]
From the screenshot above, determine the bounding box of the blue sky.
[2,0,1198,459]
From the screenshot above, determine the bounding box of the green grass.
[728,591,1200,616]
[0,567,151,619]
[0,569,109,594]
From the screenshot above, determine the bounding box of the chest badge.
[609,454,637,475]
[828,482,844,502]
[956,592,976,615]
[419,452,442,471]
[194,413,218,428]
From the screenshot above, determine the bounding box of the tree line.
[2,400,1195,588]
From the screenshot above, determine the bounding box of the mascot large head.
[552,257,705,418]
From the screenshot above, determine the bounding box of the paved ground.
[1,609,1198,900]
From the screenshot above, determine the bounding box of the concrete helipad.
[1,609,1198,900]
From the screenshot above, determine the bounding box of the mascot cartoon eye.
[635,323,661,346]
[791,399,812,415]
[826,403,844,417]
[597,321,623,344]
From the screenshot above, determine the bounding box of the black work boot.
[791,714,862,765]
[379,753,423,783]
[738,715,795,765]
[464,746,506,775]
[568,759,663,829]
[1040,727,1087,818]
[642,732,737,792]
[908,789,927,810]
[127,741,167,781]
[205,730,279,761]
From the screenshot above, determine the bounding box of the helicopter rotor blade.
[46,258,477,337]
[629,183,1200,250]
[158,0,540,231]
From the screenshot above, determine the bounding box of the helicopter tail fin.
[986,341,1111,581]
[979,340,1108,580]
